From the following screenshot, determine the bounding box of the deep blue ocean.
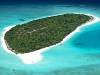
[0,4,100,75]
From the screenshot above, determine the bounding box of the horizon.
[0,0,100,5]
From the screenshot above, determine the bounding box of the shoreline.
[1,14,100,64]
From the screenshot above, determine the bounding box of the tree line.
[4,14,91,53]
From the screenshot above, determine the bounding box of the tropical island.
[4,14,92,53]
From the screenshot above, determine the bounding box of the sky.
[0,0,100,5]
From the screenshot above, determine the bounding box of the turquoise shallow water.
[0,4,100,75]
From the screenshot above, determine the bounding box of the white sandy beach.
[1,14,100,64]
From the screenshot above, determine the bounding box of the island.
[4,14,92,53]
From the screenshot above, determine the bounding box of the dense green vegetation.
[4,14,91,53]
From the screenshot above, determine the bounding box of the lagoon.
[0,4,100,75]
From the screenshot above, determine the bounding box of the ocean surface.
[0,4,100,75]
